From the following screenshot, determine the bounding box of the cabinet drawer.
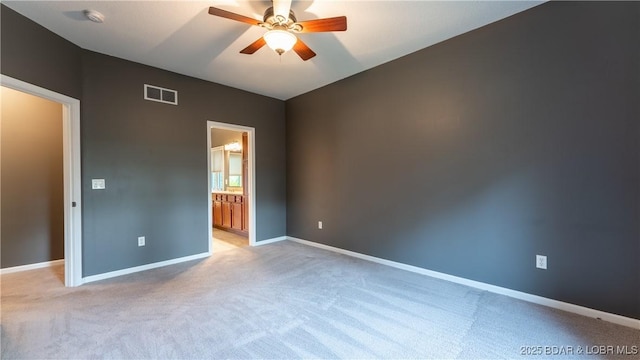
[213,194,244,203]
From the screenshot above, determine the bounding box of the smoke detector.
[84,9,105,23]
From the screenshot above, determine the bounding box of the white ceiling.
[4,1,543,100]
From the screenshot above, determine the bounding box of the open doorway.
[0,76,82,286]
[207,121,255,253]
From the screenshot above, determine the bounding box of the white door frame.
[1,75,83,287]
[207,121,256,251]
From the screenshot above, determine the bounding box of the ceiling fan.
[208,0,347,61]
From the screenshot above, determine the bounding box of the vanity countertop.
[212,191,244,195]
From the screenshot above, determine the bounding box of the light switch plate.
[92,179,106,190]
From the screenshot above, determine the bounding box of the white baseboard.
[287,236,640,329]
[253,236,287,246]
[1,259,65,274]
[82,252,210,284]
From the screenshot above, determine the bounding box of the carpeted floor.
[1,240,638,359]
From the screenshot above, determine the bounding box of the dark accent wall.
[81,51,285,276]
[2,4,286,276]
[286,2,640,319]
[0,4,82,99]
[1,87,64,268]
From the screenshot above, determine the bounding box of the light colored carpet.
[1,240,638,359]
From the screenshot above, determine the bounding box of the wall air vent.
[144,84,178,105]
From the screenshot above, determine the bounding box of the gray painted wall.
[80,51,285,276]
[286,2,639,319]
[1,5,286,276]
[1,87,64,268]
[0,5,82,99]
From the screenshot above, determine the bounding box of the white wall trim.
[206,125,214,256]
[254,236,287,246]
[0,259,65,275]
[1,75,83,287]
[82,252,210,284]
[287,236,640,329]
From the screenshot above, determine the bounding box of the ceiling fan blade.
[240,37,267,54]
[272,0,292,21]
[296,16,347,33]
[208,7,262,26]
[293,38,316,61]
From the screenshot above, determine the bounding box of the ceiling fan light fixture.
[263,29,297,55]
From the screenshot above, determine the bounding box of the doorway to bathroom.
[207,121,255,253]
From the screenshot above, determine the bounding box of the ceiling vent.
[144,84,178,105]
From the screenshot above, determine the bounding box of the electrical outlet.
[138,236,145,247]
[536,255,547,269]
[318,221,323,230]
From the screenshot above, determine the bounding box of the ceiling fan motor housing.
[262,6,301,31]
